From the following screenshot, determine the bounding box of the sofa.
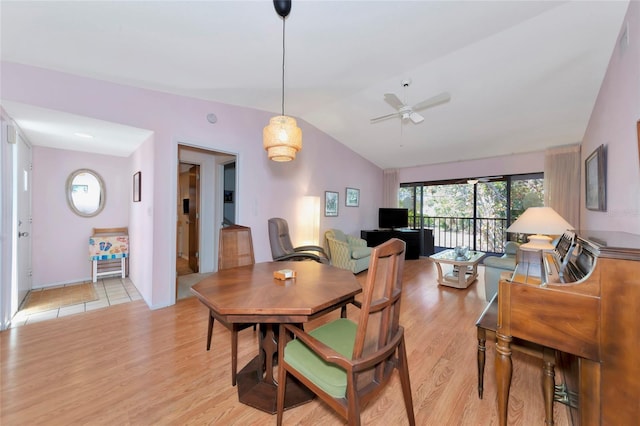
[324,229,372,274]
[482,241,520,301]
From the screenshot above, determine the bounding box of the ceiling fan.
[466,176,503,185]
[370,79,451,124]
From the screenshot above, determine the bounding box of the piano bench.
[475,293,556,425]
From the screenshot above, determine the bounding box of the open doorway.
[177,163,200,276]
[176,144,237,300]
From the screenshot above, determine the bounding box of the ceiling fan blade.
[409,112,424,124]
[383,93,406,110]
[411,92,451,111]
[370,111,401,123]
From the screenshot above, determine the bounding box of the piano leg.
[542,348,556,425]
[495,332,512,426]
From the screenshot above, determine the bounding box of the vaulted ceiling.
[0,1,629,169]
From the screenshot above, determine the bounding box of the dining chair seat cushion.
[284,318,357,398]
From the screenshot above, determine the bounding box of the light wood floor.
[1,258,569,425]
[177,256,195,276]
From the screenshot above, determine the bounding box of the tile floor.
[10,276,142,328]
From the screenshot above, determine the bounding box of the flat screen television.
[378,208,409,229]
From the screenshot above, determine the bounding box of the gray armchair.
[482,241,520,301]
[324,229,372,274]
[268,218,329,264]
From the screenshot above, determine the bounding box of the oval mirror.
[66,169,106,217]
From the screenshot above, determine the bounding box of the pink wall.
[581,1,640,234]
[31,147,130,286]
[128,134,154,301]
[2,62,383,307]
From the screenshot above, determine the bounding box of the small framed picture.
[325,191,338,217]
[133,171,141,202]
[345,187,359,207]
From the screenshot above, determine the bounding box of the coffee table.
[429,249,485,288]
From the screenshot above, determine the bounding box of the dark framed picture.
[585,145,606,211]
[224,190,234,203]
[345,187,359,207]
[133,171,141,202]
[325,191,338,217]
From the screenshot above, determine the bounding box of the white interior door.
[17,134,32,304]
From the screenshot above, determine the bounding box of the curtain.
[382,169,399,208]
[544,144,581,228]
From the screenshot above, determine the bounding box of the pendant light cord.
[281,16,286,116]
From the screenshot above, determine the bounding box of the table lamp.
[506,207,574,250]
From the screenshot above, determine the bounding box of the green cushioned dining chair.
[276,238,415,426]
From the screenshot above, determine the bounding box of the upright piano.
[495,230,640,425]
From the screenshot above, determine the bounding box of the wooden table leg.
[477,327,487,399]
[261,324,278,384]
[496,332,513,426]
[236,323,314,414]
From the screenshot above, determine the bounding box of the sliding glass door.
[400,173,543,254]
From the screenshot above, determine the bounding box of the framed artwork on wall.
[325,191,338,216]
[133,171,141,202]
[345,187,360,207]
[585,145,606,211]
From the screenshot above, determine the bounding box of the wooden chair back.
[218,225,255,271]
[353,237,406,392]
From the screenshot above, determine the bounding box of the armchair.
[268,218,329,264]
[482,241,520,301]
[324,229,372,274]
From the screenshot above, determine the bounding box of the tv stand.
[360,229,420,260]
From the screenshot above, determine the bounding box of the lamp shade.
[507,207,574,250]
[263,115,302,162]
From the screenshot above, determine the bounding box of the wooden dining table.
[190,260,362,414]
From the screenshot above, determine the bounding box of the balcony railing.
[412,216,508,254]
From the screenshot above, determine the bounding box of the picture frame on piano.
[585,144,606,211]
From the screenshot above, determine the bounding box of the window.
[400,173,543,254]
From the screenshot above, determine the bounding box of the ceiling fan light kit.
[263,0,302,162]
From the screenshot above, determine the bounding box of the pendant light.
[263,0,302,162]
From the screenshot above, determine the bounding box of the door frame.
[0,117,33,330]
[175,144,237,292]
